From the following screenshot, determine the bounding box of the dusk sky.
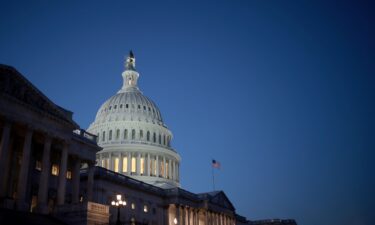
[0,1,374,225]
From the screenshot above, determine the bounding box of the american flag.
[212,159,221,169]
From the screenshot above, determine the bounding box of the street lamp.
[111,194,126,225]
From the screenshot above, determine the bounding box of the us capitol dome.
[88,51,181,188]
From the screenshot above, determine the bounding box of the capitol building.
[0,52,297,225]
[88,51,180,189]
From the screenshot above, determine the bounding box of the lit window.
[116,129,120,140]
[114,158,119,172]
[143,205,148,213]
[109,130,112,141]
[160,161,164,177]
[51,164,59,176]
[123,157,128,172]
[66,170,72,179]
[166,162,169,178]
[140,157,144,175]
[131,157,136,173]
[131,203,135,210]
[35,160,42,171]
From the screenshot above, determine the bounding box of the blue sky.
[1,1,374,225]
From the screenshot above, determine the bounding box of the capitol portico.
[88,51,181,188]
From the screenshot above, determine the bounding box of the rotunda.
[88,51,180,188]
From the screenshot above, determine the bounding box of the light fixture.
[111,201,115,206]
[174,218,178,224]
[116,194,122,201]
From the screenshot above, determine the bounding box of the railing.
[99,140,175,152]
[73,129,98,143]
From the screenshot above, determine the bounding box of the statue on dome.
[125,50,136,71]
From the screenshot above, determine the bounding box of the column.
[0,121,12,198]
[168,159,172,179]
[181,206,186,225]
[155,155,159,177]
[175,204,180,225]
[172,161,176,180]
[86,162,95,202]
[16,128,33,210]
[136,153,141,175]
[36,136,52,213]
[146,153,150,176]
[163,156,166,178]
[127,152,131,175]
[109,153,113,171]
[205,211,208,225]
[118,153,123,173]
[187,207,191,225]
[72,158,81,204]
[98,153,102,167]
[57,143,68,205]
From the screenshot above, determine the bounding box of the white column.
[163,156,166,178]
[172,161,176,180]
[127,152,131,175]
[0,121,12,198]
[168,159,172,179]
[87,162,95,202]
[136,153,140,175]
[36,136,52,213]
[57,143,68,205]
[109,153,113,171]
[146,153,150,176]
[156,155,159,177]
[72,158,81,204]
[16,128,33,210]
[119,153,123,173]
[187,207,191,225]
[176,205,180,225]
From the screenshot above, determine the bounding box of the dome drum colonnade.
[88,51,181,188]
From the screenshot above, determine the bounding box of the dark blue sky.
[1,1,374,225]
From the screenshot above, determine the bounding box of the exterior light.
[111,201,115,206]
[116,202,119,206]
[174,218,178,224]
[119,200,123,205]
[111,194,126,225]
[116,194,122,201]
[123,201,127,206]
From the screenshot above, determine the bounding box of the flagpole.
[212,164,215,191]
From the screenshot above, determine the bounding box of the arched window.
[147,131,150,141]
[116,129,120,140]
[140,130,143,139]
[102,131,105,142]
[153,133,156,143]
[109,130,112,141]
[124,129,128,139]
[132,129,135,140]
[158,134,161,144]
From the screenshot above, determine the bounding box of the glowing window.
[35,160,42,171]
[114,158,119,172]
[140,157,144,175]
[131,203,135,210]
[51,164,59,176]
[131,157,136,173]
[66,170,72,179]
[160,161,164,177]
[123,157,128,172]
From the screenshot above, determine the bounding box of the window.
[66,170,72,179]
[153,133,156,143]
[124,129,128,139]
[158,134,161,144]
[138,105,141,109]
[116,129,120,140]
[114,105,117,109]
[51,164,59,176]
[126,104,129,108]
[147,131,150,141]
[132,104,134,108]
[120,104,123,108]
[160,161,164,177]
[148,107,151,111]
[123,157,128,172]
[131,203,135,210]
[132,129,135,140]
[140,130,143,139]
[143,106,146,110]
[35,160,42,171]
[109,106,112,110]
[131,157,136,173]
[114,158,119,172]
[109,130,112,141]
[140,157,144,175]
[166,162,169,178]
[143,205,148,213]
[102,131,105,142]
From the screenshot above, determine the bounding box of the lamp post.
[111,194,126,225]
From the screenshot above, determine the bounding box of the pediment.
[210,191,235,211]
[0,65,77,127]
